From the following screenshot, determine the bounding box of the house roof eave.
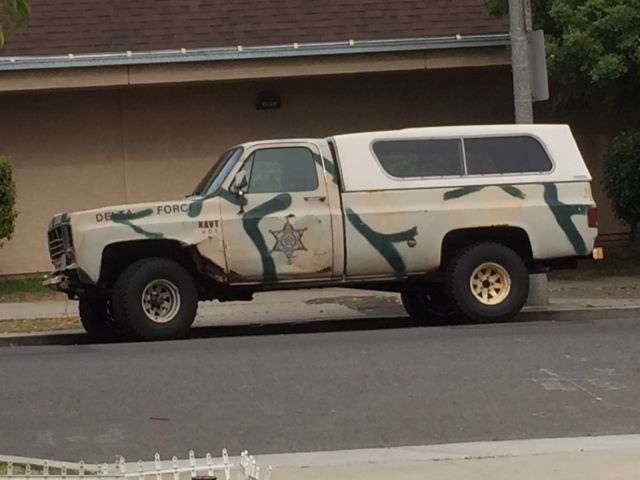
[0,33,510,72]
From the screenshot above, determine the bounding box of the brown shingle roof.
[1,0,508,57]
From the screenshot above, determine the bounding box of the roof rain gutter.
[0,33,510,71]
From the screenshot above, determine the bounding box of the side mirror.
[233,170,248,214]
[233,170,248,192]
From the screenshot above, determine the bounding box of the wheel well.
[441,227,533,269]
[99,240,203,287]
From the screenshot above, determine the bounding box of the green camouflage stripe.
[346,208,417,276]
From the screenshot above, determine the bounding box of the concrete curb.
[0,306,638,346]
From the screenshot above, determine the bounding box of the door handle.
[304,196,326,202]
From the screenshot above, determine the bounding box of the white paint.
[586,377,626,391]
[332,124,591,192]
[538,368,603,399]
[531,377,577,392]
[534,368,639,412]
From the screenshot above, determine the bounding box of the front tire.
[446,242,529,323]
[79,297,124,342]
[112,258,198,341]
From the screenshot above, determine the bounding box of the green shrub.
[0,155,17,244]
[603,132,640,243]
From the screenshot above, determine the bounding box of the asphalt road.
[1,315,640,463]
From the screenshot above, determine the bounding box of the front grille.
[48,224,73,266]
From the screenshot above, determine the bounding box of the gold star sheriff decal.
[270,218,307,264]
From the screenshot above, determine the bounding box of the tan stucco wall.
[0,67,626,275]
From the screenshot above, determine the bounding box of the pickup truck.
[46,124,600,340]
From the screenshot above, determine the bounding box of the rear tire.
[401,283,453,325]
[79,297,124,342]
[446,242,529,323]
[112,258,198,341]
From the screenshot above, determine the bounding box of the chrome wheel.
[141,279,181,323]
[469,262,511,305]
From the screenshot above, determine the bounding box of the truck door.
[220,143,334,283]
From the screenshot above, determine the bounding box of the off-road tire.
[78,297,124,342]
[401,284,453,326]
[112,257,198,341]
[446,242,528,323]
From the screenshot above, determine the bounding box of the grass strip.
[0,316,81,334]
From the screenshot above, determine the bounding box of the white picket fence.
[0,449,271,480]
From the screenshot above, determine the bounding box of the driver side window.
[245,147,319,194]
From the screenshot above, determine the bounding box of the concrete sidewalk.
[1,287,640,323]
[262,435,640,480]
[116,435,640,480]
[0,289,385,321]
[0,288,640,326]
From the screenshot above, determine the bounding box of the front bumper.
[43,272,70,290]
[43,269,86,299]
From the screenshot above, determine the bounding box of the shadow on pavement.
[191,315,424,339]
[1,314,472,347]
[3,308,631,347]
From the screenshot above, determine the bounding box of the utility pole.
[510,0,548,305]
[509,0,534,123]
[523,0,533,31]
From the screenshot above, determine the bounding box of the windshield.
[191,147,244,197]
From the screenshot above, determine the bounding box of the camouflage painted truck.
[45,125,601,341]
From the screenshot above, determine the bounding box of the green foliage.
[483,0,552,30]
[0,156,18,244]
[603,132,640,242]
[483,0,640,110]
[483,0,509,15]
[0,0,31,46]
